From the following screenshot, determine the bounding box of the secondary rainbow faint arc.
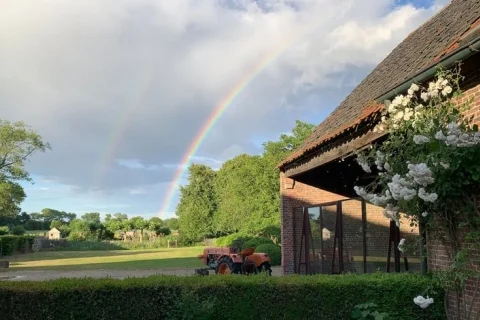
[158,22,319,217]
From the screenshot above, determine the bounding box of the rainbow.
[158,21,319,217]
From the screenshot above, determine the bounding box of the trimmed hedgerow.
[0,235,35,256]
[0,273,444,320]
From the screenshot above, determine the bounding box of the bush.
[243,237,274,249]
[10,226,25,236]
[255,243,281,266]
[0,226,9,236]
[215,233,252,248]
[0,273,445,319]
[0,235,35,256]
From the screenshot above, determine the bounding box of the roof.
[49,227,60,233]
[279,0,480,169]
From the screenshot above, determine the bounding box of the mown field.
[4,246,206,271]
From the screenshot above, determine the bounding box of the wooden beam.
[284,130,385,178]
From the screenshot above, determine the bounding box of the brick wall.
[426,79,480,320]
[280,173,418,275]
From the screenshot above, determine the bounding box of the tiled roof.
[280,0,480,168]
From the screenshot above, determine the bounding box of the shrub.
[243,237,274,249]
[157,227,171,236]
[0,235,35,256]
[10,226,25,236]
[215,233,252,248]
[0,273,445,319]
[255,243,281,266]
[0,226,9,236]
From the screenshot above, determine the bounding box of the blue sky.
[3,0,448,220]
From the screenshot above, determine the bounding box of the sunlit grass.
[7,246,206,271]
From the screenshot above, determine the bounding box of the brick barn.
[278,0,480,315]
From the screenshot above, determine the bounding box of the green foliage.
[214,233,251,248]
[260,225,281,244]
[177,164,218,242]
[255,243,281,266]
[0,120,51,217]
[0,273,445,320]
[10,225,25,235]
[351,302,389,320]
[355,69,480,319]
[0,226,9,235]
[175,120,315,242]
[0,235,34,256]
[164,217,179,230]
[0,180,26,218]
[243,237,274,249]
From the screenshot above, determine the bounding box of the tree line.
[176,120,315,242]
[0,207,180,240]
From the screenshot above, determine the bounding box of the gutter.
[281,36,480,172]
[376,36,480,103]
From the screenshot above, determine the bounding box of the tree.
[176,164,217,242]
[50,220,63,229]
[262,120,316,165]
[164,217,179,230]
[148,217,164,233]
[0,180,26,218]
[81,212,101,226]
[0,120,51,217]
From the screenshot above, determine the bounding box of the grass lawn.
[5,246,206,271]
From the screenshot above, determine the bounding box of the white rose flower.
[413,135,430,145]
[413,295,434,309]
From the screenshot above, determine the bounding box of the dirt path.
[0,266,282,281]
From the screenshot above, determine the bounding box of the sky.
[1,0,449,220]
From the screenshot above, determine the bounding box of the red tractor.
[195,246,272,276]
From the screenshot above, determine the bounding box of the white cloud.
[1,0,447,217]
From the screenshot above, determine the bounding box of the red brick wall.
[427,80,480,320]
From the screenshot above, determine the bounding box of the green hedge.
[0,273,444,320]
[0,235,35,256]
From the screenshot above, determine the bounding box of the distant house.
[47,227,61,240]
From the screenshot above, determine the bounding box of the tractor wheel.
[257,262,272,276]
[216,257,240,275]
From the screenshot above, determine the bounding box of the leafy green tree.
[165,217,179,230]
[176,164,217,242]
[0,120,51,217]
[215,154,268,234]
[262,120,316,164]
[50,220,63,229]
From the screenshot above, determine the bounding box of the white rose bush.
[353,68,480,318]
